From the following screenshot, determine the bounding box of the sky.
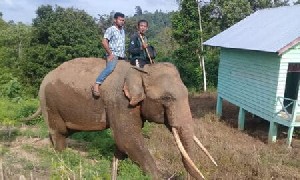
[0,0,179,24]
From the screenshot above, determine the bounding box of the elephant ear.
[123,67,147,106]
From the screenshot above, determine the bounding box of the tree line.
[0,0,299,99]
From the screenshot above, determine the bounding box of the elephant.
[30,58,217,179]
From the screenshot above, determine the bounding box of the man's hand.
[107,54,114,61]
[102,38,114,61]
[142,43,148,49]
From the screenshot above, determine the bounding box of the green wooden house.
[204,5,300,146]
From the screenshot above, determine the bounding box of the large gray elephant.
[32,58,216,179]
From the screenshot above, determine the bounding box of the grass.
[20,120,49,138]
[0,97,40,128]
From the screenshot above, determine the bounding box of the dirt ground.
[1,92,300,179]
[148,92,300,179]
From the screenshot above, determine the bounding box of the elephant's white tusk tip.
[193,136,218,167]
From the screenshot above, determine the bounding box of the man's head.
[137,20,148,35]
[113,12,125,28]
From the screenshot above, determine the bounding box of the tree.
[20,5,102,93]
[0,22,31,98]
[0,22,31,71]
[135,6,143,16]
[273,0,289,7]
[151,27,179,61]
[172,0,203,89]
[294,0,300,4]
[172,0,253,90]
[97,14,113,34]
[210,0,252,30]
[248,0,289,11]
[0,12,7,28]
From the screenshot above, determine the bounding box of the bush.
[0,98,39,125]
[2,78,22,99]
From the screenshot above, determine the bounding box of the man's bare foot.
[91,84,100,97]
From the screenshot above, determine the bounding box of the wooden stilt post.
[268,121,278,143]
[238,107,245,130]
[216,95,223,117]
[287,126,294,147]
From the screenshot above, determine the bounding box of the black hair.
[138,19,148,26]
[114,12,125,19]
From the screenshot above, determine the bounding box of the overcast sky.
[0,0,179,24]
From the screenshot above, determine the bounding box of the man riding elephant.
[92,12,126,97]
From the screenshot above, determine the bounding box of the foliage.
[151,27,179,61]
[215,0,252,29]
[137,10,174,39]
[135,6,143,16]
[0,70,20,99]
[0,97,38,141]
[20,5,103,94]
[0,21,31,70]
[171,0,203,89]
[71,130,115,159]
[171,0,271,90]
[0,21,31,98]
[204,47,220,88]
[0,1,296,98]
[0,98,39,125]
[118,159,151,180]
[126,10,173,39]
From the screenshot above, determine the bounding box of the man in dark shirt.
[128,20,150,68]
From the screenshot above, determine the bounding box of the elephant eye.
[162,94,175,102]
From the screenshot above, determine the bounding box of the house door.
[284,63,300,113]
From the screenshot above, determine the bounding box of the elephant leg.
[49,131,67,151]
[113,129,162,180]
[47,111,68,151]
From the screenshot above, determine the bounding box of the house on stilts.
[204,5,300,146]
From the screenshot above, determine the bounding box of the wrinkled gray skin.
[39,58,200,179]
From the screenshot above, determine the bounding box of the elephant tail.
[20,106,42,121]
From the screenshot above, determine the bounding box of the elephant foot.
[49,132,67,151]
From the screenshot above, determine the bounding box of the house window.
[288,63,300,72]
[284,63,300,113]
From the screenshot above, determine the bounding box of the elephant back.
[41,58,131,98]
[38,58,132,130]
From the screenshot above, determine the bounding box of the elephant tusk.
[193,136,218,167]
[172,127,205,179]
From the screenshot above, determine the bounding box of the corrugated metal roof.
[203,5,300,54]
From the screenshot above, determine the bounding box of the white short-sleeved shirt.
[104,26,125,58]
